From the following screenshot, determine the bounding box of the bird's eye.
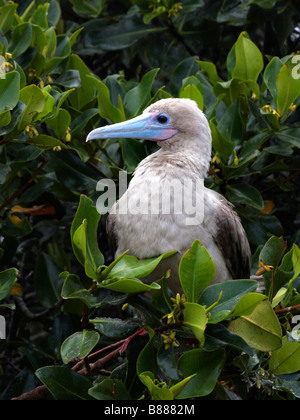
[157,114,169,124]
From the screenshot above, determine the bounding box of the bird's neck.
[134,141,211,180]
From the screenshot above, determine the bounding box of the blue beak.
[86,113,178,142]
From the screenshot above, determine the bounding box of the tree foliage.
[0,0,300,401]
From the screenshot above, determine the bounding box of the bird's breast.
[112,170,210,260]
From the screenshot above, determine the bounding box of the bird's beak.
[86,113,178,142]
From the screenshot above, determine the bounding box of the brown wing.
[212,197,251,279]
[106,212,118,257]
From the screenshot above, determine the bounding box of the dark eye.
[157,114,169,124]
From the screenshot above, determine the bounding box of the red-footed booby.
[87,98,251,292]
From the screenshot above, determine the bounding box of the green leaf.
[71,195,104,277]
[0,4,18,33]
[183,302,208,345]
[89,379,131,400]
[100,278,161,293]
[136,331,158,378]
[106,251,177,281]
[209,120,235,160]
[277,128,300,149]
[124,68,159,117]
[0,71,20,113]
[0,110,11,128]
[121,138,147,169]
[34,253,64,308]
[60,272,98,308]
[54,70,81,89]
[199,60,223,84]
[138,371,173,400]
[258,236,286,295]
[177,348,225,398]
[170,56,199,96]
[0,268,18,301]
[199,279,259,323]
[30,3,49,30]
[226,183,264,210]
[232,32,263,82]
[83,16,165,51]
[179,240,216,302]
[18,85,46,130]
[179,84,204,110]
[70,108,99,136]
[46,109,71,139]
[269,336,300,375]
[60,330,100,364]
[227,293,267,318]
[35,366,92,400]
[44,27,57,60]
[218,100,245,142]
[204,323,254,355]
[228,300,282,351]
[157,341,181,381]
[26,135,67,150]
[66,54,95,109]
[276,63,300,116]
[213,78,251,107]
[31,24,47,53]
[264,56,283,103]
[90,317,139,339]
[290,244,300,283]
[9,22,33,59]
[0,162,10,184]
[88,75,124,123]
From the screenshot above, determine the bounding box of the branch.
[11,345,123,400]
[11,323,182,400]
[274,304,300,315]
[14,296,65,320]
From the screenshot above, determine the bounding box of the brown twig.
[11,385,50,401]
[274,304,300,315]
[11,323,183,400]
[78,346,122,377]
[72,338,127,371]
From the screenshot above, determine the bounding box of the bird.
[87,98,251,293]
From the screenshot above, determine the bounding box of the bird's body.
[87,98,251,292]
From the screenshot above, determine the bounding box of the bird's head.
[87,98,212,158]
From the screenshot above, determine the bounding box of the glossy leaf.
[0,268,18,301]
[34,253,64,308]
[9,22,33,59]
[35,366,92,400]
[232,32,263,82]
[60,330,99,364]
[71,195,104,277]
[269,336,300,374]
[177,348,225,398]
[183,302,207,345]
[179,240,216,302]
[226,183,264,210]
[106,251,177,281]
[60,271,98,308]
[0,71,20,113]
[100,278,161,293]
[228,300,282,351]
[89,379,131,400]
[276,63,300,116]
[90,317,139,339]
